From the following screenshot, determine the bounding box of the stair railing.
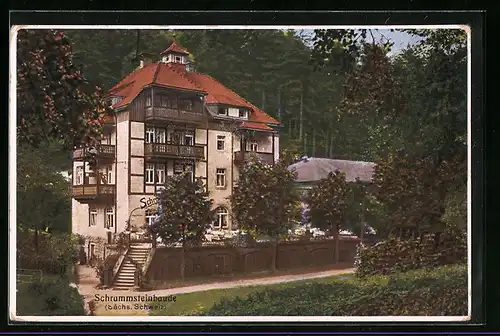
[110,247,129,286]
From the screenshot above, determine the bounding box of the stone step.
[115,278,134,286]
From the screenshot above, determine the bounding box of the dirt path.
[76,265,355,316]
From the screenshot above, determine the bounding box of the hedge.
[17,232,80,276]
[17,276,86,316]
[204,264,467,316]
[355,226,467,278]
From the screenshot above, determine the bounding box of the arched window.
[213,207,229,230]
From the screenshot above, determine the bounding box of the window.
[169,130,180,144]
[239,108,248,118]
[146,163,155,184]
[216,168,226,188]
[160,96,173,108]
[111,96,122,106]
[89,243,96,260]
[105,207,114,228]
[145,209,157,226]
[156,164,165,184]
[218,107,228,116]
[174,164,184,176]
[217,135,225,151]
[248,142,258,152]
[155,128,166,144]
[180,100,193,111]
[106,165,113,184]
[175,56,181,63]
[146,95,152,107]
[146,127,155,143]
[89,208,98,227]
[185,164,194,182]
[184,132,194,146]
[102,133,112,145]
[76,166,83,185]
[214,207,229,229]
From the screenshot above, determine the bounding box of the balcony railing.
[72,184,115,202]
[73,144,116,161]
[234,151,274,165]
[145,142,205,159]
[145,107,205,124]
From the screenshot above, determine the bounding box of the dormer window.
[218,107,228,116]
[239,108,248,118]
[110,96,122,106]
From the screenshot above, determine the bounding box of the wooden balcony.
[234,151,274,165]
[145,143,205,160]
[72,184,115,203]
[145,107,206,125]
[73,144,116,161]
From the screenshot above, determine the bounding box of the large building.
[71,42,280,261]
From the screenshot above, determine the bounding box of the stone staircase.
[113,244,151,290]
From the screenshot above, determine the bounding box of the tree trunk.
[360,199,365,244]
[271,237,278,272]
[329,131,334,158]
[303,133,307,156]
[334,230,340,264]
[312,129,316,157]
[299,85,303,141]
[34,224,39,252]
[180,245,186,280]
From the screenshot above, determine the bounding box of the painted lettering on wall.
[140,197,158,209]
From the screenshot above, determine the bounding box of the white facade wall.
[115,112,129,235]
[72,108,279,244]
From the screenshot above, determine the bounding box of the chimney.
[139,53,154,69]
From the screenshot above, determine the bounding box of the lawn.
[148,264,467,316]
[148,273,355,316]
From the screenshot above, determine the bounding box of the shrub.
[204,264,467,316]
[94,253,120,285]
[17,276,86,316]
[355,226,466,278]
[17,232,80,276]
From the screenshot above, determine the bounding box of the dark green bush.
[204,264,467,316]
[17,232,80,276]
[355,226,466,278]
[17,276,86,316]
[94,253,121,285]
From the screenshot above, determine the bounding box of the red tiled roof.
[185,72,279,125]
[239,121,273,132]
[107,58,279,126]
[160,42,189,55]
[108,63,206,108]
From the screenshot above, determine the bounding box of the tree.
[231,160,300,271]
[306,171,350,263]
[17,29,110,150]
[17,143,72,251]
[147,173,214,279]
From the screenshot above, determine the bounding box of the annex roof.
[288,157,376,183]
